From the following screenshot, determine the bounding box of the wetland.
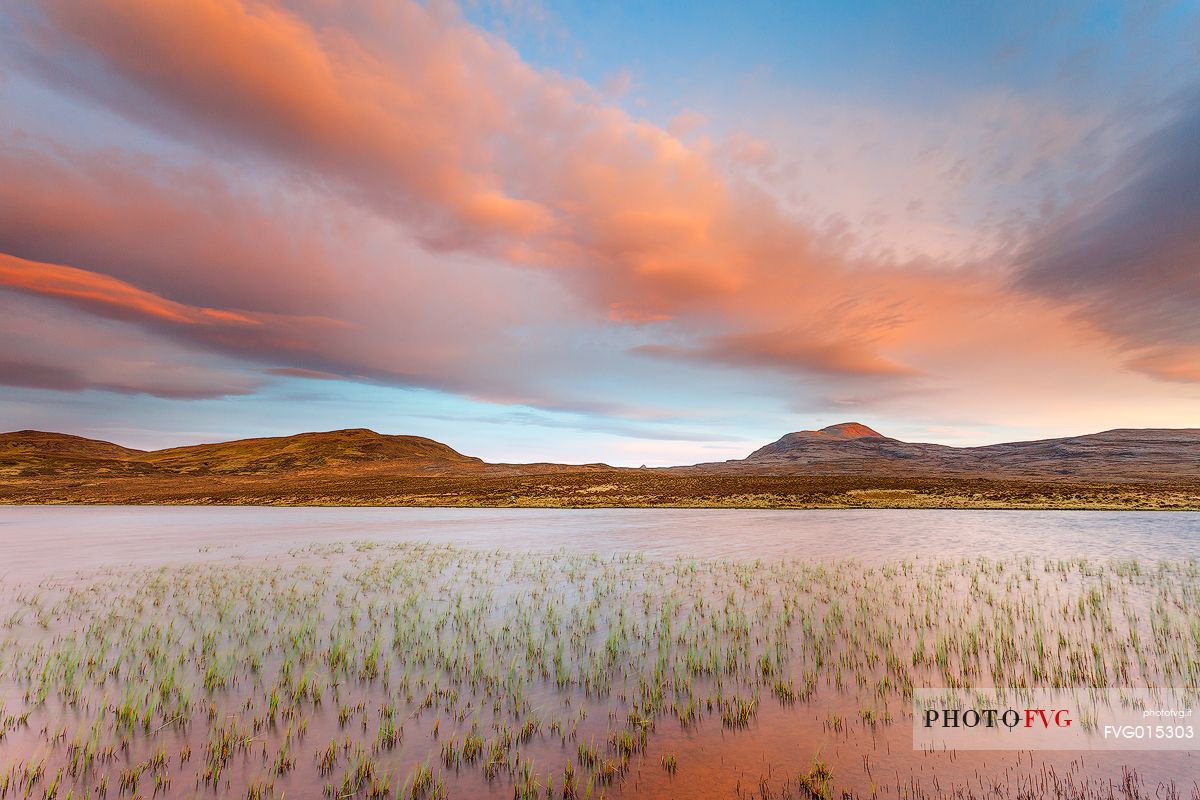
[0,507,1197,799]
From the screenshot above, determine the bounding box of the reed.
[0,541,1194,798]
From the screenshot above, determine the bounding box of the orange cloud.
[1124,349,1200,384]
[0,137,617,409]
[636,331,921,378]
[24,0,769,319]
[0,252,259,326]
[0,249,360,382]
[32,0,554,249]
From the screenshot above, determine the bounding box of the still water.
[3,506,1199,578]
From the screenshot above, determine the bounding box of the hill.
[0,430,150,477]
[0,428,485,478]
[137,429,484,474]
[0,430,144,460]
[689,423,1200,481]
[0,423,1197,508]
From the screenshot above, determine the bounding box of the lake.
[1,506,1197,799]
[3,506,1200,578]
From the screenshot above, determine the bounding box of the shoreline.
[2,503,1194,510]
[2,478,1197,511]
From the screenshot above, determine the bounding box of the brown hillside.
[135,428,483,474]
[0,430,150,478]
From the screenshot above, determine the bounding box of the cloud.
[91,375,260,399]
[601,68,632,98]
[0,294,264,398]
[0,250,357,373]
[0,251,260,326]
[0,0,1196,437]
[19,0,555,251]
[9,0,827,321]
[667,110,707,139]
[266,367,344,381]
[0,139,599,407]
[1014,88,1200,381]
[0,359,88,392]
[7,0,941,389]
[418,409,743,443]
[724,132,777,170]
[0,142,343,316]
[1123,347,1200,384]
[635,331,920,378]
[0,244,598,403]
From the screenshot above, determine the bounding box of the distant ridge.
[693,423,1200,481]
[1,422,1198,483]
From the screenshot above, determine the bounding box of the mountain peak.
[817,422,884,439]
[745,422,888,460]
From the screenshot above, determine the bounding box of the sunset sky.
[1,0,1197,465]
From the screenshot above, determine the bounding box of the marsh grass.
[0,544,1196,798]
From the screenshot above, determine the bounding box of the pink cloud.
[1124,349,1200,384]
[0,294,264,398]
[667,110,708,139]
[20,0,798,323]
[265,367,345,381]
[635,332,921,378]
[0,252,260,326]
[0,140,595,405]
[27,0,555,250]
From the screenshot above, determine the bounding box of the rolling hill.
[0,428,485,478]
[1,423,1197,508]
[0,430,152,477]
[137,429,485,474]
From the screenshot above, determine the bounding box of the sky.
[0,0,1197,466]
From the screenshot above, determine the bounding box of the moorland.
[2,423,1197,509]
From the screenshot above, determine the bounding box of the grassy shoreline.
[4,498,1199,510]
[1,471,1198,510]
